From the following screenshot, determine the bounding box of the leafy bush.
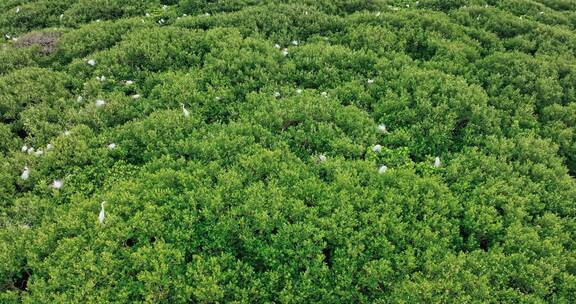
[1,0,576,303]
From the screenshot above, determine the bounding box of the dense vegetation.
[1,0,576,302]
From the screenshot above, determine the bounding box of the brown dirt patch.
[14,32,61,55]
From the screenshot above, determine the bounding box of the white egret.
[281,48,289,56]
[87,59,96,66]
[96,75,106,81]
[158,18,165,25]
[378,165,388,174]
[291,40,299,46]
[59,14,64,19]
[181,103,190,117]
[274,44,281,49]
[274,91,281,98]
[51,179,63,189]
[107,143,116,150]
[27,147,34,154]
[204,12,211,16]
[34,149,43,156]
[367,79,374,84]
[378,124,388,133]
[125,80,134,85]
[64,130,71,136]
[131,94,141,99]
[145,13,150,17]
[318,154,327,163]
[99,201,106,224]
[46,144,53,150]
[296,89,302,94]
[21,145,28,152]
[21,166,29,180]
[321,91,328,97]
[77,95,84,102]
[95,99,106,107]
[372,144,382,153]
[434,156,441,168]
[16,7,20,13]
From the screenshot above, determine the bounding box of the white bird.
[131,94,141,99]
[291,40,299,46]
[77,95,84,102]
[281,48,289,56]
[107,143,116,149]
[378,124,388,133]
[274,91,281,98]
[51,179,63,189]
[434,156,441,168]
[372,144,382,153]
[318,154,327,163]
[87,59,96,66]
[95,99,106,107]
[145,13,150,17]
[378,165,388,174]
[59,14,64,19]
[215,96,221,101]
[96,75,106,81]
[21,166,29,180]
[367,79,374,84]
[274,44,281,49]
[64,130,71,136]
[204,12,211,16]
[16,7,20,13]
[158,18,165,24]
[181,103,190,117]
[162,5,168,10]
[46,144,53,150]
[5,34,11,40]
[21,145,28,152]
[375,12,381,16]
[27,147,34,154]
[125,80,134,85]
[99,201,106,224]
[296,89,303,94]
[34,149,43,156]
[321,91,328,97]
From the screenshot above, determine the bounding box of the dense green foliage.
[1,0,576,302]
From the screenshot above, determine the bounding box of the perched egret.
[372,144,382,153]
[145,13,150,17]
[181,103,190,117]
[434,156,441,168]
[296,89,303,94]
[378,165,388,174]
[274,91,281,98]
[16,7,20,13]
[96,75,106,81]
[95,99,106,107]
[87,59,96,66]
[125,80,134,85]
[59,14,64,19]
[51,179,63,189]
[27,147,34,154]
[21,145,28,152]
[376,12,381,16]
[158,18,165,24]
[131,94,141,99]
[204,12,211,16]
[77,95,84,102]
[162,5,168,10]
[21,166,29,180]
[215,96,221,101]
[318,154,327,163]
[99,201,106,224]
[378,124,388,134]
[64,130,71,136]
[367,79,374,84]
[34,149,43,156]
[291,40,299,46]
[274,44,281,49]
[107,143,116,150]
[46,144,53,150]
[281,48,289,56]
[321,92,328,97]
